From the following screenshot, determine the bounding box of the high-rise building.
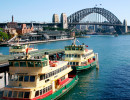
[123,19,127,33]
[60,13,68,29]
[52,14,59,23]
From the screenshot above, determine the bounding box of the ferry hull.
[38,75,78,100]
[74,61,97,71]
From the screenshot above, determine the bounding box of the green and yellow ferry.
[2,50,78,100]
[64,39,99,71]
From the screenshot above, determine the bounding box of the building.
[7,15,18,28]
[60,13,68,29]
[52,14,59,23]
[16,24,34,35]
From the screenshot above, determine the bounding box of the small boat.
[64,38,99,71]
[114,34,118,37]
[9,44,38,55]
[2,50,78,100]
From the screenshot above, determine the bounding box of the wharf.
[0,37,74,47]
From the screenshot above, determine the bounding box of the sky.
[0,0,130,25]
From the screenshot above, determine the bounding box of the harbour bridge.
[0,7,128,34]
[67,7,126,34]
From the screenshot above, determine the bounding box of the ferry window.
[69,54,71,57]
[52,71,54,75]
[24,92,30,98]
[73,62,75,65]
[14,61,19,67]
[9,62,13,66]
[68,47,71,50]
[40,89,42,95]
[18,92,23,98]
[75,54,77,58]
[19,76,23,81]
[78,55,80,58]
[4,90,8,97]
[45,74,48,79]
[79,47,83,51]
[8,91,12,97]
[10,75,14,81]
[43,88,45,94]
[46,87,48,92]
[40,74,45,81]
[65,47,68,50]
[30,76,35,82]
[35,62,41,67]
[76,62,79,65]
[70,62,72,65]
[14,75,18,81]
[48,86,50,91]
[35,90,39,97]
[72,54,74,57]
[20,62,26,67]
[13,91,17,98]
[24,76,29,82]
[66,54,68,57]
[43,61,47,67]
[76,47,79,50]
[28,62,34,67]
[72,47,75,50]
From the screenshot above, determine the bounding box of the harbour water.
[0,35,130,99]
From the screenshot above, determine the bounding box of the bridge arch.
[67,7,123,34]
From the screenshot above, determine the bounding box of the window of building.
[72,54,74,57]
[24,76,29,82]
[18,92,23,98]
[13,91,17,98]
[66,54,68,57]
[70,62,72,65]
[24,92,30,98]
[30,76,35,82]
[8,91,12,97]
[35,62,41,67]
[46,87,48,93]
[73,62,75,65]
[19,76,23,81]
[20,62,26,67]
[14,61,19,67]
[78,55,80,58]
[72,47,75,50]
[28,62,34,67]
[35,90,39,97]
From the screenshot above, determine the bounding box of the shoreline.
[0,37,74,46]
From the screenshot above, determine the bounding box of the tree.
[0,28,9,41]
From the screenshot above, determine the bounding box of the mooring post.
[4,71,7,86]
[95,53,99,69]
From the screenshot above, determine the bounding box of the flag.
[86,45,88,47]
[26,48,28,54]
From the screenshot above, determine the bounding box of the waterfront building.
[16,24,34,35]
[7,15,18,29]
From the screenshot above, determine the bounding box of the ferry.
[9,44,38,55]
[2,50,78,100]
[64,38,99,71]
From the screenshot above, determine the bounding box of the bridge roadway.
[0,49,64,73]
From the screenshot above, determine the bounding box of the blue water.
[0,35,130,99]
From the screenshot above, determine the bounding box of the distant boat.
[114,34,118,37]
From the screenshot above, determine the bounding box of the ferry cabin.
[2,54,72,100]
[65,44,96,69]
[9,45,37,55]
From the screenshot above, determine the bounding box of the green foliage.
[0,28,9,41]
